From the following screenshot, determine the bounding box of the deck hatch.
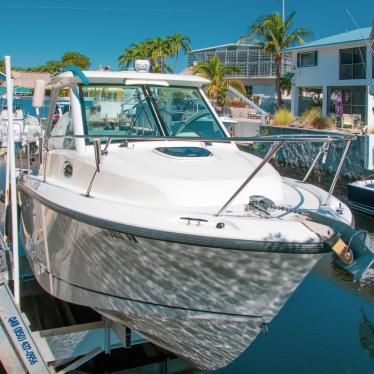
[155,147,212,158]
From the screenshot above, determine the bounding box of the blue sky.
[1,0,372,72]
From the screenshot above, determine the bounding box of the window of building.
[297,51,318,67]
[339,47,366,80]
[327,86,366,123]
[245,86,253,96]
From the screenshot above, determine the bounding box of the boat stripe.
[41,269,265,320]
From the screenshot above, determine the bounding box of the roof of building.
[284,27,372,51]
[0,70,51,89]
[179,66,195,75]
[190,43,257,53]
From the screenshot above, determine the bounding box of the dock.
[0,239,192,373]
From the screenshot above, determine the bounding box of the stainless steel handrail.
[85,137,112,197]
[325,140,352,204]
[45,133,355,143]
[21,132,355,211]
[216,141,284,216]
[302,140,330,183]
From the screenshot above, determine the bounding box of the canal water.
[1,150,373,373]
[210,166,374,374]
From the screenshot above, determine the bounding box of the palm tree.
[280,72,294,95]
[168,33,191,72]
[238,11,311,108]
[193,56,245,107]
[119,38,171,73]
[149,38,171,73]
[118,42,150,70]
[119,34,191,73]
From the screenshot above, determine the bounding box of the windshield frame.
[79,83,227,143]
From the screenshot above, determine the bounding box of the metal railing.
[20,132,355,216]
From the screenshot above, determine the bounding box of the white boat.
[347,177,374,216]
[220,116,238,134]
[16,66,373,370]
[0,107,42,154]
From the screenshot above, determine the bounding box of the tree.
[39,60,63,73]
[118,42,149,70]
[148,38,171,73]
[193,56,245,107]
[0,58,4,72]
[280,72,294,95]
[9,51,91,73]
[118,33,191,73]
[61,52,90,70]
[167,33,191,71]
[119,38,172,73]
[238,11,311,108]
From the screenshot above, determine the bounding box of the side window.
[81,86,161,137]
[50,112,75,149]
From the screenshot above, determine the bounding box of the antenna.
[346,9,374,55]
[346,9,374,95]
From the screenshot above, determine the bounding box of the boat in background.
[0,95,42,156]
[16,65,374,370]
[347,176,374,216]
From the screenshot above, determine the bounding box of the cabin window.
[80,85,226,139]
[81,85,162,138]
[50,88,74,149]
[297,51,318,67]
[148,86,225,138]
[339,47,366,80]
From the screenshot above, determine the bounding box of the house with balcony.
[286,27,373,131]
[186,44,292,102]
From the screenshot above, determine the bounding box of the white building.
[286,27,373,132]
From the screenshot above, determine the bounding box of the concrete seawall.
[247,126,372,179]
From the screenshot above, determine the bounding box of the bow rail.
[19,132,355,215]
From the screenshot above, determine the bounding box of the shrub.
[301,108,332,130]
[272,108,294,126]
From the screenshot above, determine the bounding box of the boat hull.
[347,181,374,217]
[19,190,323,370]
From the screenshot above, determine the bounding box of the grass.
[272,108,294,126]
[301,108,332,130]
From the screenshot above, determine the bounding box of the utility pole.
[282,0,285,22]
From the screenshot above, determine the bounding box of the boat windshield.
[80,85,226,139]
